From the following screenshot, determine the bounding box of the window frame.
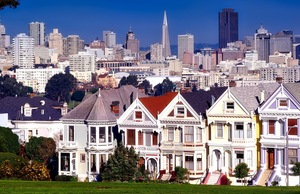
[216,123,223,138]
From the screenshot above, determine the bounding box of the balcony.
[231,139,255,145]
[59,141,77,149]
[260,135,300,145]
[134,145,159,152]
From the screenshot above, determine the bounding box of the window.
[268,120,275,135]
[152,132,158,145]
[80,154,85,163]
[196,128,202,143]
[69,126,74,141]
[168,127,174,141]
[138,131,143,145]
[288,149,298,164]
[176,107,185,116]
[226,102,234,109]
[288,119,298,135]
[246,150,252,168]
[108,127,112,142]
[90,154,96,172]
[185,126,194,143]
[61,153,70,171]
[197,154,202,170]
[99,127,105,143]
[185,156,193,170]
[90,127,96,143]
[247,123,252,138]
[127,129,135,145]
[234,123,244,138]
[279,99,288,107]
[216,123,223,138]
[235,151,244,165]
[135,111,142,121]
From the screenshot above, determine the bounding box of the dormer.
[23,103,32,117]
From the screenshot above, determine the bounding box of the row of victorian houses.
[0,83,299,186]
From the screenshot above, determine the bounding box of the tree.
[291,162,300,185]
[118,75,138,88]
[45,73,77,103]
[0,126,19,154]
[71,90,85,102]
[101,143,139,181]
[25,136,56,165]
[175,166,189,183]
[154,77,175,96]
[0,75,28,99]
[138,79,151,94]
[234,162,249,186]
[0,0,19,10]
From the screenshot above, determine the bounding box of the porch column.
[274,148,277,166]
[182,152,185,169]
[172,153,175,171]
[135,130,138,146]
[160,153,163,170]
[58,151,61,174]
[260,148,265,168]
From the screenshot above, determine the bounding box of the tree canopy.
[0,0,19,10]
[0,75,29,99]
[118,75,138,88]
[45,73,77,103]
[154,77,175,96]
[25,136,56,165]
[138,79,151,94]
[234,162,249,186]
[101,143,139,181]
[0,126,19,154]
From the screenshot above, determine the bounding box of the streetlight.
[286,124,298,187]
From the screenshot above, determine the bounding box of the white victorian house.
[59,85,146,181]
[258,83,300,186]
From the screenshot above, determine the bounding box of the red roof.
[139,92,178,118]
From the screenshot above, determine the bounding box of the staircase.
[256,169,272,186]
[206,171,221,185]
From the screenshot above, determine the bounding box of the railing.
[231,139,255,144]
[260,135,300,142]
[59,141,77,148]
[135,146,159,151]
[249,169,261,185]
[267,170,276,186]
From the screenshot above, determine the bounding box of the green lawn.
[0,180,299,194]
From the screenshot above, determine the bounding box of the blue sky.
[0,0,300,47]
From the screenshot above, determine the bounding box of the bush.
[55,175,77,182]
[19,161,51,181]
[175,166,189,183]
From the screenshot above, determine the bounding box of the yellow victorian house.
[206,83,278,185]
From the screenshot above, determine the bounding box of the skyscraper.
[49,29,63,55]
[13,33,34,68]
[178,34,194,61]
[162,10,171,58]
[254,25,271,62]
[218,8,238,49]
[103,31,116,48]
[125,29,139,58]
[29,22,45,46]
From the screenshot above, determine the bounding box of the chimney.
[111,101,120,116]
[260,90,265,103]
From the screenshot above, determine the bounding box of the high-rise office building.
[103,31,116,48]
[270,31,293,55]
[125,29,139,58]
[150,43,163,61]
[254,25,271,62]
[0,22,10,48]
[49,29,63,55]
[162,10,171,58]
[218,8,238,49]
[63,35,84,56]
[178,34,194,61]
[29,22,45,46]
[12,33,34,68]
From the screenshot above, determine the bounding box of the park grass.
[0,180,299,194]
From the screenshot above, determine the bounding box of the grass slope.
[0,180,299,194]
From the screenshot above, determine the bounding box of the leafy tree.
[0,0,19,10]
[138,79,151,94]
[45,73,77,103]
[101,143,139,181]
[0,127,19,154]
[291,162,300,185]
[118,75,138,88]
[154,77,175,96]
[71,90,85,101]
[175,166,189,183]
[234,162,249,186]
[0,75,28,99]
[25,137,56,165]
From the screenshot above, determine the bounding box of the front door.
[267,148,274,169]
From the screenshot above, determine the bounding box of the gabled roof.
[0,96,62,121]
[61,85,147,122]
[139,92,177,118]
[283,83,300,102]
[182,87,227,116]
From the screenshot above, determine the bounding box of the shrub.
[19,161,51,181]
[55,175,77,181]
[175,166,189,183]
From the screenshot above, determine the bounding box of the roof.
[61,85,147,122]
[182,87,227,116]
[139,92,177,118]
[283,83,300,102]
[0,96,62,121]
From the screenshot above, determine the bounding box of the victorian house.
[206,83,279,185]
[257,83,300,186]
[58,85,146,181]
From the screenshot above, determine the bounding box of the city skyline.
[1,0,300,47]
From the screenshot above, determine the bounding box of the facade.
[270,31,293,55]
[12,33,35,68]
[178,34,194,61]
[63,35,84,56]
[258,83,300,186]
[49,29,63,55]
[125,30,139,58]
[162,10,171,58]
[260,67,300,83]
[255,26,271,62]
[29,22,45,46]
[58,86,147,181]
[16,67,64,93]
[218,8,238,49]
[150,43,163,61]
[103,31,116,48]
